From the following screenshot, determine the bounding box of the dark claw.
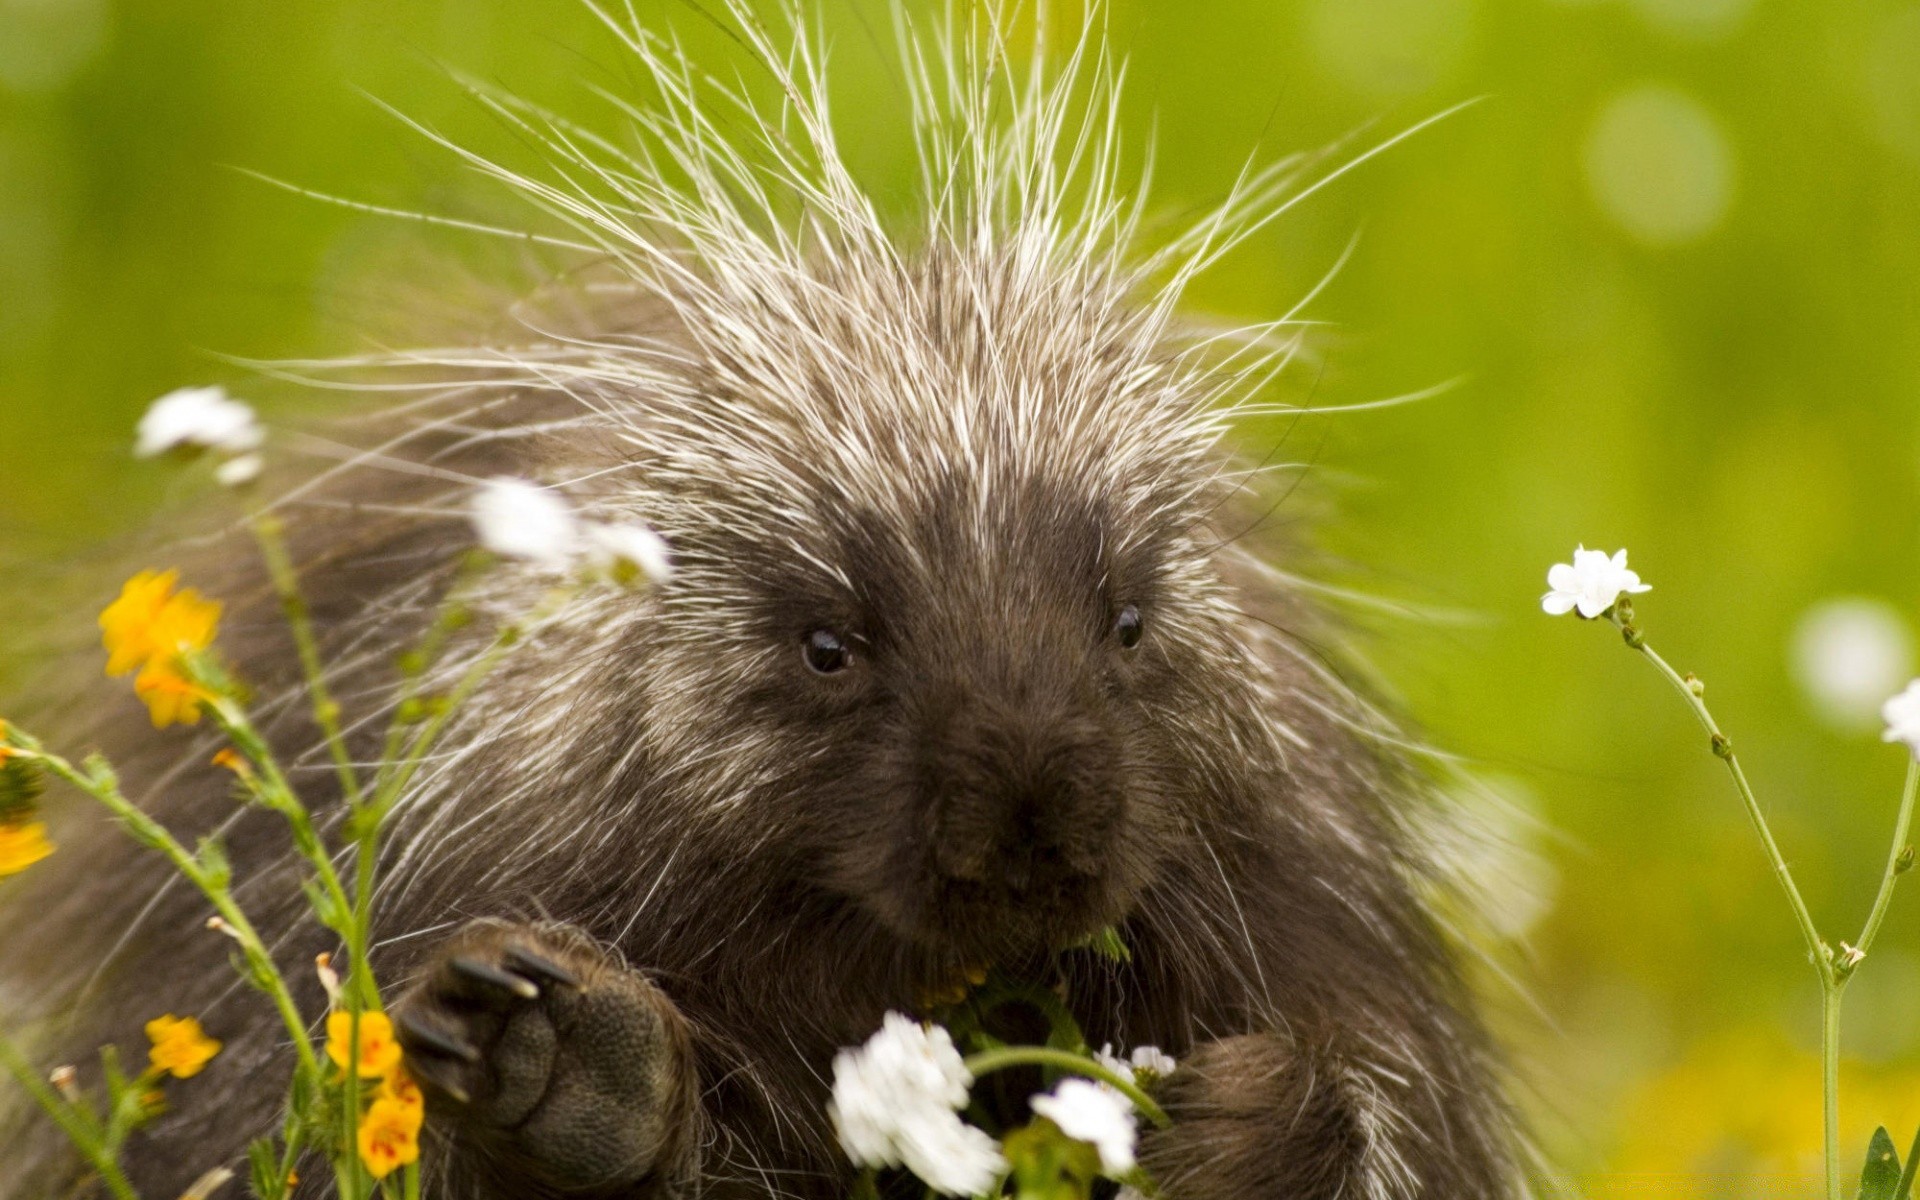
[403,1050,473,1105]
[396,1010,482,1064]
[450,955,540,1001]
[503,945,581,989]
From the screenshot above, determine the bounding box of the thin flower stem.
[1621,627,1831,981]
[1853,758,1920,960]
[961,1047,1171,1128]
[1822,986,1842,1200]
[0,1037,139,1200]
[24,745,322,1086]
[250,516,363,809]
[208,697,358,948]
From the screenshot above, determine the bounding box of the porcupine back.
[0,5,1525,1197]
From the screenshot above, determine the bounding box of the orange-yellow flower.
[132,665,215,729]
[0,820,54,877]
[326,1010,403,1079]
[356,1092,423,1178]
[145,1014,222,1079]
[101,571,220,676]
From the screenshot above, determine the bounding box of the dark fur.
[0,17,1522,1198]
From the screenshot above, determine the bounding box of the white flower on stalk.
[1030,1077,1137,1175]
[470,477,580,571]
[135,386,264,459]
[1541,546,1650,619]
[1094,1044,1175,1084]
[1881,679,1920,758]
[584,521,674,584]
[830,1013,1005,1196]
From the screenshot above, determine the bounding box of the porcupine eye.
[802,629,852,675]
[1113,605,1144,649]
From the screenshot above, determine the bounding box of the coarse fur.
[0,3,1529,1197]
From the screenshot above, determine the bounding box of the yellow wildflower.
[132,665,215,728]
[145,1014,222,1079]
[99,571,222,726]
[0,821,54,877]
[101,571,220,676]
[356,1092,423,1178]
[326,1010,403,1079]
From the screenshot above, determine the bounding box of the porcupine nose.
[919,690,1120,894]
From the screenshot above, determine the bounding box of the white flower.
[584,522,674,583]
[1094,1044,1175,1084]
[1541,545,1650,619]
[1031,1078,1137,1175]
[470,478,580,570]
[1881,679,1920,758]
[830,1013,1005,1196]
[214,454,263,488]
[135,386,264,459]
[1792,599,1915,732]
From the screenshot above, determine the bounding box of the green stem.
[27,747,322,1086]
[0,1037,140,1200]
[961,1047,1170,1129]
[1854,758,1920,960]
[250,515,363,809]
[1623,630,1831,982]
[1822,986,1842,1200]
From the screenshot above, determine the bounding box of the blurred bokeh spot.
[1584,84,1734,245]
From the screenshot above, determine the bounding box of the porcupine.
[0,4,1527,1198]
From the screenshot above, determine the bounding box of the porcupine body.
[1,5,1525,1198]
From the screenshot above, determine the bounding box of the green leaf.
[247,1137,285,1200]
[1897,1121,1920,1200]
[1860,1126,1902,1200]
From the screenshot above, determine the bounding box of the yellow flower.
[132,664,215,729]
[100,570,221,676]
[0,821,54,877]
[326,1010,403,1079]
[357,1092,423,1178]
[145,1014,222,1079]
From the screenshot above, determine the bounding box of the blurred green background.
[3,0,1919,1193]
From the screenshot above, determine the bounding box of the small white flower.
[830,1013,1005,1196]
[1093,1044,1175,1084]
[214,454,263,488]
[135,386,264,459]
[1124,1045,1175,1078]
[584,522,674,584]
[470,478,580,570]
[1541,545,1650,619]
[1030,1077,1137,1175]
[1881,679,1920,758]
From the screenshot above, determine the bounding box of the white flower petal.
[1881,680,1920,757]
[215,454,263,488]
[136,386,263,459]
[584,522,675,583]
[470,478,580,569]
[1031,1078,1137,1176]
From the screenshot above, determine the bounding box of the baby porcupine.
[0,4,1526,1197]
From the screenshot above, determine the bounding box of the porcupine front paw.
[392,919,698,1198]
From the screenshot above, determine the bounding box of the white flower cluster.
[829,1013,1005,1196]
[469,477,673,584]
[1541,546,1650,619]
[831,1018,1172,1196]
[135,386,264,487]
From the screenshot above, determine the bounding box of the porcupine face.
[617,264,1222,964]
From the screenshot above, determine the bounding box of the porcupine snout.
[913,679,1124,901]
